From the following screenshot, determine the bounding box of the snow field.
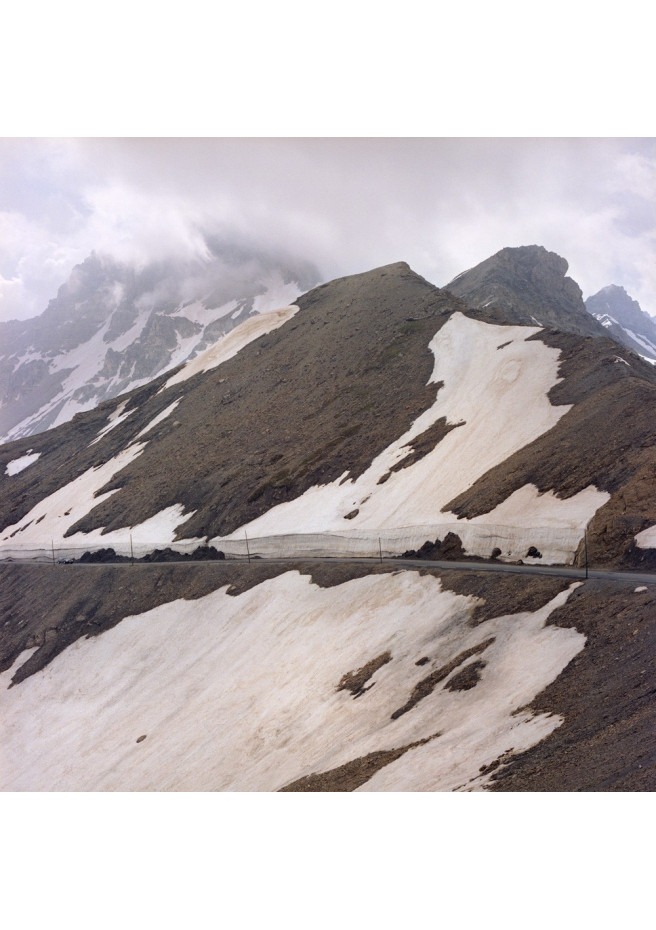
[213,313,608,562]
[0,570,584,791]
[0,443,147,547]
[162,304,299,389]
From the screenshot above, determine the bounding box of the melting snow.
[0,571,584,791]
[5,451,41,476]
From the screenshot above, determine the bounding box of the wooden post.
[245,531,251,563]
[52,540,56,566]
[130,533,134,566]
[584,530,589,580]
[379,538,383,564]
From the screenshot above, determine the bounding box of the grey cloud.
[1,137,654,322]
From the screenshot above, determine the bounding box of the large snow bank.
[0,570,583,791]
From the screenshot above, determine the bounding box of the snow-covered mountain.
[3,249,656,568]
[585,284,656,364]
[1,245,655,792]
[0,243,320,443]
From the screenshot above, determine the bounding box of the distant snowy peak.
[0,248,320,443]
[586,285,656,363]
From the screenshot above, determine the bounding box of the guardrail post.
[245,531,251,563]
[379,538,383,563]
[584,530,589,580]
[52,540,55,566]
[130,533,134,566]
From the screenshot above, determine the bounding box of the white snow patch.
[634,586,648,593]
[5,451,41,476]
[171,298,240,327]
[89,400,134,446]
[0,571,584,791]
[135,400,181,438]
[444,483,609,564]
[162,304,299,390]
[107,312,149,353]
[251,273,302,314]
[635,524,656,550]
[595,313,619,327]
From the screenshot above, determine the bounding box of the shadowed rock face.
[446,245,608,339]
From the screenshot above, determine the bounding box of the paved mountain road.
[7,554,656,586]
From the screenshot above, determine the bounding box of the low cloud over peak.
[1,137,654,322]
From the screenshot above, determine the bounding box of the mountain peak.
[445,244,605,338]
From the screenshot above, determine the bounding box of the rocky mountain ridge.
[445,244,609,338]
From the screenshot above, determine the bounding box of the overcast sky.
[1,137,654,323]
